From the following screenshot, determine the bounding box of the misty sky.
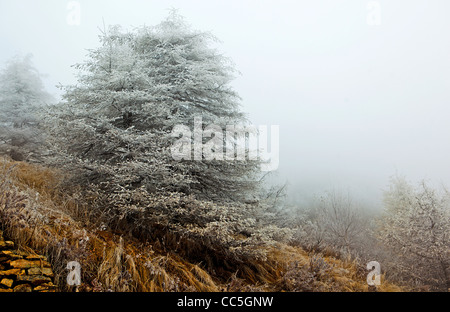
[2,0,450,207]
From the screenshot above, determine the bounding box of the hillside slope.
[0,156,403,292]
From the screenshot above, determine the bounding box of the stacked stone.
[0,230,56,292]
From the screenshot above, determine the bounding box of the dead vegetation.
[0,156,404,292]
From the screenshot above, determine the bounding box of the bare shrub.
[378,176,450,291]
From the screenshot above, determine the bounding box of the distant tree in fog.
[0,55,53,161]
[318,191,366,253]
[378,177,450,291]
[293,190,367,255]
[0,54,52,128]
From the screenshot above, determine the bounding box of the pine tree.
[48,13,262,203]
[43,14,292,262]
[0,55,53,161]
[0,54,52,128]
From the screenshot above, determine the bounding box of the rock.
[0,240,14,250]
[0,269,22,276]
[28,267,54,277]
[0,235,56,291]
[35,289,56,293]
[0,250,24,261]
[0,278,14,288]
[13,284,32,292]
[9,259,51,269]
[26,254,48,261]
[16,274,52,286]
[14,250,30,257]
[33,282,57,292]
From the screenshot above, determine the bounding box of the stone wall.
[0,230,56,292]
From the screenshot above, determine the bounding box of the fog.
[2,0,450,208]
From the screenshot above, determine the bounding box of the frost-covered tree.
[0,54,52,128]
[0,55,53,161]
[46,13,262,203]
[293,191,366,255]
[43,14,292,263]
[318,191,366,253]
[378,177,450,291]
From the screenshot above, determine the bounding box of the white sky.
[2,0,450,207]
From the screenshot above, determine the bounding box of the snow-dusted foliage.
[95,190,292,262]
[44,13,289,261]
[291,191,367,256]
[0,55,53,161]
[46,13,261,203]
[0,54,52,128]
[378,177,450,290]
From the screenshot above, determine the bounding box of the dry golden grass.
[0,157,60,197]
[0,156,223,291]
[0,156,405,292]
[266,243,404,292]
